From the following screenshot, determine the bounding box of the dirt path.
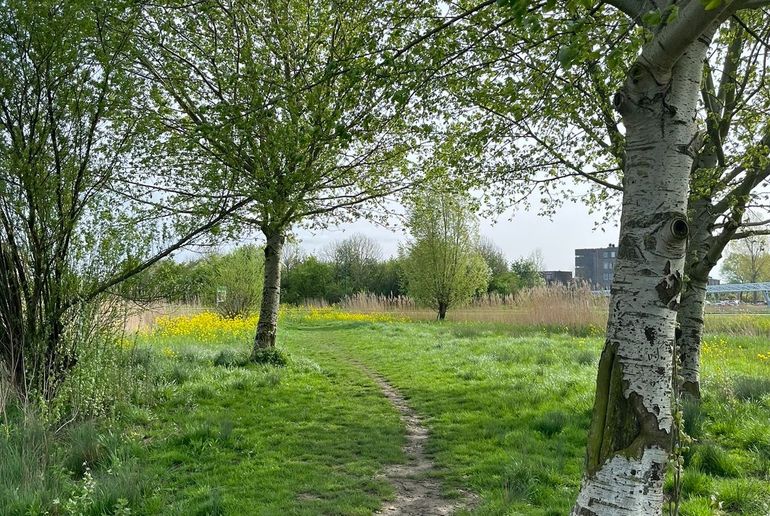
[355,364,475,515]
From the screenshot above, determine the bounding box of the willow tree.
[0,0,245,399]
[400,188,490,319]
[135,0,440,355]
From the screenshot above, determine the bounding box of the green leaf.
[666,5,679,23]
[642,10,661,27]
[557,46,579,68]
[702,0,722,10]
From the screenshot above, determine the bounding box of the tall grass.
[316,286,609,333]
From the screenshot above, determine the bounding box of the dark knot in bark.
[656,260,683,310]
[612,90,629,115]
[669,218,689,241]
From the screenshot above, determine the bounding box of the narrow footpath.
[354,363,476,515]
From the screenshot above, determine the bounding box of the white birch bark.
[572,31,713,515]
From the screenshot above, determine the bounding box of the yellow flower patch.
[152,311,258,341]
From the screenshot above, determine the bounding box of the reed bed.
[123,288,770,338]
[318,286,610,334]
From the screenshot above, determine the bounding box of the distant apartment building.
[708,277,720,286]
[540,270,573,286]
[575,244,618,289]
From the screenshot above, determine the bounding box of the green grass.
[127,321,770,514]
[5,317,770,514]
[130,340,405,515]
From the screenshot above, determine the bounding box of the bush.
[251,348,288,367]
[207,246,264,318]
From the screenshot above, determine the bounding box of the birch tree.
[385,0,769,508]
[437,1,770,405]
[134,0,440,357]
[565,2,770,512]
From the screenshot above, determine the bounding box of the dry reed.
[313,286,610,332]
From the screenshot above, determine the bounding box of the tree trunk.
[573,41,709,514]
[253,230,284,353]
[678,276,707,399]
[676,202,714,401]
[437,302,447,320]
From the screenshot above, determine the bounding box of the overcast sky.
[294,200,621,273]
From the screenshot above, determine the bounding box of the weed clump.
[732,376,770,401]
[719,478,770,513]
[250,348,288,367]
[533,411,567,437]
[65,421,106,477]
[682,398,706,439]
[574,350,595,366]
[690,443,742,477]
[213,349,250,368]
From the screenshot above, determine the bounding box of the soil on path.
[356,364,476,516]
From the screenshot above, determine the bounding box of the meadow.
[3,307,770,515]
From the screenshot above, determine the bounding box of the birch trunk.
[572,40,709,514]
[677,201,714,400]
[253,230,284,353]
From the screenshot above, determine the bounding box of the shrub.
[206,246,264,318]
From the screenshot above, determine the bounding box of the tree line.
[135,188,545,318]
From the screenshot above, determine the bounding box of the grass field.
[125,312,770,515]
[4,309,770,515]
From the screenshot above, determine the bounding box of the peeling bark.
[573,36,711,513]
[253,230,285,352]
